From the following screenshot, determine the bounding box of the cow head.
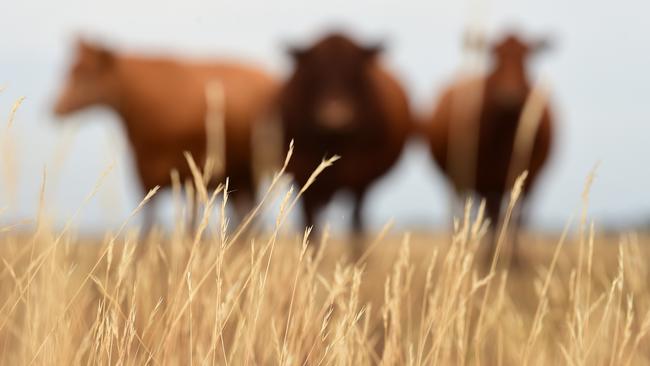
[286,33,383,133]
[488,33,550,106]
[491,34,550,65]
[54,39,118,116]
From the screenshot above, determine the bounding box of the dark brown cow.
[425,33,554,258]
[279,33,413,235]
[54,40,278,229]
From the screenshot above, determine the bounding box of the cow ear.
[288,46,308,62]
[463,30,487,52]
[76,38,114,69]
[532,37,552,54]
[95,47,114,69]
[363,42,384,60]
[76,37,95,54]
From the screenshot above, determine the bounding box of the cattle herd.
[53,30,555,256]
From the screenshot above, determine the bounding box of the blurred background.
[1,0,649,233]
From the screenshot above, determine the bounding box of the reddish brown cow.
[425,33,554,258]
[279,33,413,235]
[54,40,278,229]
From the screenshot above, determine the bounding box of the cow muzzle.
[315,98,356,131]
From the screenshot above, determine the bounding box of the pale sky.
[2,0,649,232]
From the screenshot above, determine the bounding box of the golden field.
[1,157,650,366]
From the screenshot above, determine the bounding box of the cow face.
[54,40,117,116]
[286,34,382,133]
[489,34,550,106]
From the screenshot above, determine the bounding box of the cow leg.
[484,192,503,263]
[351,188,368,261]
[141,195,157,240]
[303,193,329,247]
[351,188,367,235]
[131,194,157,261]
[136,196,158,254]
[448,191,461,232]
[302,194,322,231]
[188,199,199,236]
[231,190,256,235]
[510,200,530,267]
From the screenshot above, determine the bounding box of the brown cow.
[54,40,278,230]
[424,33,554,260]
[279,33,413,237]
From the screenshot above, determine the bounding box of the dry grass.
[1,153,650,366]
[3,216,650,365]
[3,97,650,365]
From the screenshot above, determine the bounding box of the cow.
[54,39,279,231]
[278,33,413,241]
[424,33,554,261]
